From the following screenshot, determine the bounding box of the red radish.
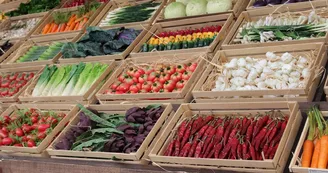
[2,137,13,145]
[27,140,36,147]
[37,124,50,132]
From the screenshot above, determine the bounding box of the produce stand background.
[246,0,327,11]
[222,1,328,50]
[0,0,29,11]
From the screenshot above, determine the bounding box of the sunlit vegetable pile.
[164,0,233,19]
[141,25,221,52]
[54,104,164,153]
[60,27,141,58]
[208,51,313,92]
[15,42,64,63]
[0,18,40,40]
[163,111,288,160]
[0,71,34,97]
[99,1,160,27]
[0,108,66,147]
[233,11,328,44]
[31,62,108,97]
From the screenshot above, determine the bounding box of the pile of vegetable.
[0,12,7,23]
[54,104,164,153]
[301,106,328,168]
[63,0,108,8]
[41,2,100,35]
[5,0,60,17]
[0,71,34,97]
[233,11,328,44]
[163,111,288,160]
[99,1,160,27]
[0,41,13,56]
[253,0,311,7]
[0,108,66,147]
[15,42,64,63]
[0,18,40,40]
[31,62,108,97]
[209,52,312,92]
[141,25,221,52]
[60,27,141,58]
[164,0,232,19]
[104,62,198,94]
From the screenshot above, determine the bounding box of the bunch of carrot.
[301,106,328,169]
[163,111,288,160]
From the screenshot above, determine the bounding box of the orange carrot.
[68,22,77,31]
[42,23,51,34]
[78,18,88,30]
[51,23,59,33]
[46,23,55,34]
[302,111,315,167]
[311,138,321,168]
[67,14,76,26]
[60,23,67,32]
[74,22,80,30]
[318,135,328,168]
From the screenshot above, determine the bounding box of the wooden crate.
[30,2,106,39]
[289,111,328,173]
[0,11,48,44]
[57,24,149,64]
[246,0,326,11]
[155,0,249,24]
[0,104,78,154]
[0,33,80,69]
[130,13,234,58]
[222,1,328,50]
[18,60,116,104]
[0,0,29,11]
[149,102,302,172]
[192,43,328,102]
[0,65,44,103]
[90,0,165,28]
[96,52,207,104]
[46,103,174,161]
[0,39,20,63]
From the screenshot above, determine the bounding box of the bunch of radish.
[0,72,34,97]
[163,111,288,160]
[105,62,198,94]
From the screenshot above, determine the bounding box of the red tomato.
[15,128,24,137]
[127,67,135,76]
[163,80,176,92]
[187,63,198,72]
[138,74,148,84]
[133,70,143,78]
[182,71,192,80]
[0,129,8,138]
[147,72,158,82]
[159,88,170,93]
[9,73,18,81]
[17,73,26,81]
[173,88,182,92]
[118,73,129,83]
[141,81,152,92]
[27,140,36,147]
[116,83,130,93]
[159,74,171,84]
[8,87,18,97]
[165,66,176,75]
[2,138,13,146]
[176,80,187,89]
[170,72,182,83]
[1,88,8,96]
[143,67,154,75]
[129,84,139,93]
[9,81,17,88]
[38,124,50,132]
[110,81,121,90]
[115,90,124,94]
[136,83,142,90]
[176,64,186,73]
[139,89,148,93]
[151,81,163,92]
[132,76,138,83]
[13,143,23,147]
[124,78,134,86]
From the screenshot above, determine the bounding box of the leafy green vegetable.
[72,138,109,151]
[6,0,61,17]
[91,128,124,135]
[32,65,57,97]
[77,104,116,127]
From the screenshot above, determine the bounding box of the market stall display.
[47,103,173,161]
[0,17,41,41]
[96,53,205,104]
[91,0,164,28]
[0,104,77,155]
[223,2,328,49]
[131,14,233,57]
[0,0,28,12]
[19,61,116,104]
[0,33,79,68]
[58,26,146,63]
[5,0,60,17]
[149,102,301,172]
[192,43,327,102]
